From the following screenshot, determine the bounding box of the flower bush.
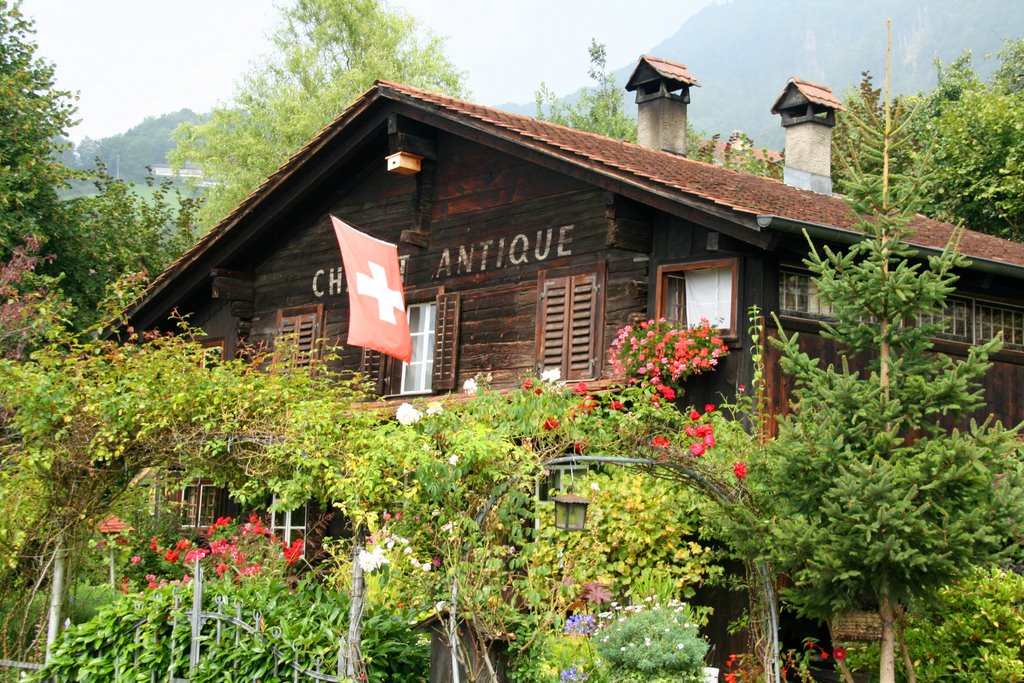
[609,318,728,391]
[593,600,711,682]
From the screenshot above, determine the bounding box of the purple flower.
[560,665,588,682]
[564,613,597,636]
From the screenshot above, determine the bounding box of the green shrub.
[594,601,710,681]
[904,565,1024,681]
[532,469,721,601]
[32,576,428,682]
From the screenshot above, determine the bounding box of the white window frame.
[400,302,436,394]
[270,495,307,545]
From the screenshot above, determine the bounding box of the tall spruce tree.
[761,27,1024,683]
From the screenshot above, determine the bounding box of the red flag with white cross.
[330,216,412,362]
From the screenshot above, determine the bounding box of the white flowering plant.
[593,600,711,682]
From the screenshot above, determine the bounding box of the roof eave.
[757,214,1024,280]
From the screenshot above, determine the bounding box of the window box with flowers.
[608,318,729,393]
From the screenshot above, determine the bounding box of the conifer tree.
[760,25,1024,683]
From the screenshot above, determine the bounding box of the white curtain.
[684,266,732,328]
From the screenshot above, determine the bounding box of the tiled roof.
[129,80,1024,321]
[97,515,130,534]
[380,81,1024,268]
[629,54,700,88]
[771,77,846,113]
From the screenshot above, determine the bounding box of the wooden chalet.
[125,55,1024,670]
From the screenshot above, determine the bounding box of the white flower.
[357,547,389,573]
[448,454,458,466]
[396,403,422,425]
[463,378,478,395]
[403,546,413,555]
[590,482,600,492]
[540,367,561,383]
[426,402,444,416]
[422,563,432,572]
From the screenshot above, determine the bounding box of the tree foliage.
[835,39,1024,242]
[0,0,75,260]
[0,3,201,328]
[171,0,466,228]
[535,40,637,142]
[755,43,1024,683]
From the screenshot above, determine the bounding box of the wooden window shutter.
[277,305,322,367]
[432,292,461,392]
[359,348,392,395]
[537,270,603,381]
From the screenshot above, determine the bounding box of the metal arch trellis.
[544,454,782,683]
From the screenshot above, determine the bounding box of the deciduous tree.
[171,0,466,228]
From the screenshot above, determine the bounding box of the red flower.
[535,388,543,395]
[609,400,624,411]
[690,441,706,457]
[523,379,533,389]
[689,409,700,420]
[651,435,671,448]
[543,417,560,431]
[163,549,180,563]
[685,425,697,438]
[704,403,715,413]
[573,442,586,454]
[215,563,230,577]
[574,381,588,394]
[833,647,846,661]
[175,538,190,550]
[659,385,677,401]
[734,462,747,479]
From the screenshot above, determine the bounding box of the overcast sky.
[21,0,715,142]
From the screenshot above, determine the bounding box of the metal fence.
[2,563,351,682]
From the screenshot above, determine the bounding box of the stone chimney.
[625,55,700,156]
[771,78,845,194]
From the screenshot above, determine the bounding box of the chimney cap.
[771,77,845,115]
[626,55,700,94]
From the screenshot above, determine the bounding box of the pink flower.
[690,442,706,457]
[130,555,141,564]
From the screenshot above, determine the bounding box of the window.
[536,265,605,381]
[270,495,307,544]
[779,271,833,319]
[919,297,972,343]
[977,302,1024,350]
[276,304,323,367]
[782,271,1024,352]
[656,260,738,335]
[360,292,461,395]
[181,482,219,529]
[401,303,436,394]
[200,339,225,367]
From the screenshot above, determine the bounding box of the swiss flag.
[330,216,412,362]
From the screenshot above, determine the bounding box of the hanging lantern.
[552,489,590,531]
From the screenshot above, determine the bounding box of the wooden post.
[345,533,365,680]
[44,531,66,662]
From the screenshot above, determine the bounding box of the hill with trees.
[515,0,1024,150]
